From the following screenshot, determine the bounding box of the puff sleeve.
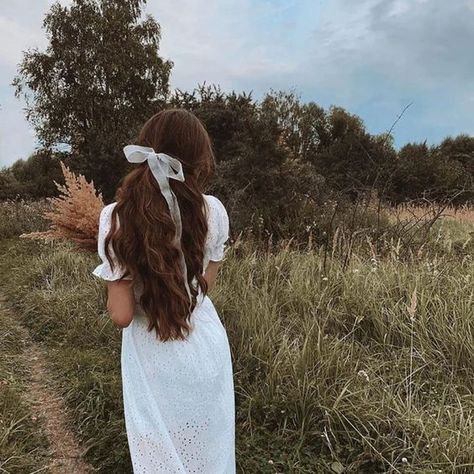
[92,203,132,281]
[207,196,230,262]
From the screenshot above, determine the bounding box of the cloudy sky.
[1,0,473,168]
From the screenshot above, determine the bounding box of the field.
[1,201,474,473]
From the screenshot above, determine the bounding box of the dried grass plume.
[21,162,104,251]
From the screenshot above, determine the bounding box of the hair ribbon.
[123,145,193,311]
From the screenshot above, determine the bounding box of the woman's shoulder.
[103,201,117,211]
[98,202,118,230]
[203,194,227,214]
[203,194,229,232]
[100,202,117,218]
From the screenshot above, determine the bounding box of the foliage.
[13,0,172,199]
[21,162,104,250]
[0,150,63,200]
[171,86,331,239]
[0,199,49,239]
[386,138,474,204]
[261,92,398,196]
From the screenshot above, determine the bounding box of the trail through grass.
[0,291,49,473]
[26,341,94,473]
[0,263,93,474]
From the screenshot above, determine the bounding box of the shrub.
[0,200,50,239]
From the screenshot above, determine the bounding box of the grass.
[0,263,49,473]
[0,199,49,239]
[390,204,474,225]
[1,205,474,472]
[0,238,130,473]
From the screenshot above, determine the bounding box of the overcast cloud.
[0,0,473,167]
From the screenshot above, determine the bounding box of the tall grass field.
[1,201,474,473]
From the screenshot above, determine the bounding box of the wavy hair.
[105,109,215,341]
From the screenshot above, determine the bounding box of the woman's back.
[94,193,229,287]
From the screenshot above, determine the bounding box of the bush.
[0,200,49,239]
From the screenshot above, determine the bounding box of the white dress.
[92,194,235,474]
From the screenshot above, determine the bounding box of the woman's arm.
[106,280,136,328]
[105,260,221,328]
[204,260,222,291]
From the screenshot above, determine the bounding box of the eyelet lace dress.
[92,194,235,473]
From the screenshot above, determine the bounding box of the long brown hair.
[105,109,215,340]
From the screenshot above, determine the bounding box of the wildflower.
[268,460,274,465]
[401,457,408,463]
[357,370,369,382]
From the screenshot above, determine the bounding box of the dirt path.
[0,293,94,474]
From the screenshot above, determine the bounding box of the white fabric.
[92,194,234,473]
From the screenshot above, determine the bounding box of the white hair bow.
[123,145,192,310]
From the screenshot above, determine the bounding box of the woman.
[92,109,235,473]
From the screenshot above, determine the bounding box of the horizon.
[1,0,473,168]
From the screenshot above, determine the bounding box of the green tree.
[308,107,396,197]
[14,0,172,199]
[172,85,328,238]
[388,142,435,203]
[386,139,472,204]
[438,135,474,173]
[171,84,259,165]
[0,150,64,200]
[432,135,474,202]
[260,91,330,163]
[259,94,397,199]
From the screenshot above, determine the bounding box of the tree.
[14,0,172,199]
[386,139,473,205]
[171,84,259,165]
[437,135,474,183]
[0,150,64,200]
[311,107,397,197]
[387,142,434,203]
[260,91,329,163]
[172,85,328,238]
[432,135,474,203]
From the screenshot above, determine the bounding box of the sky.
[1,0,473,168]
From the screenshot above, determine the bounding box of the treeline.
[1,0,473,240]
